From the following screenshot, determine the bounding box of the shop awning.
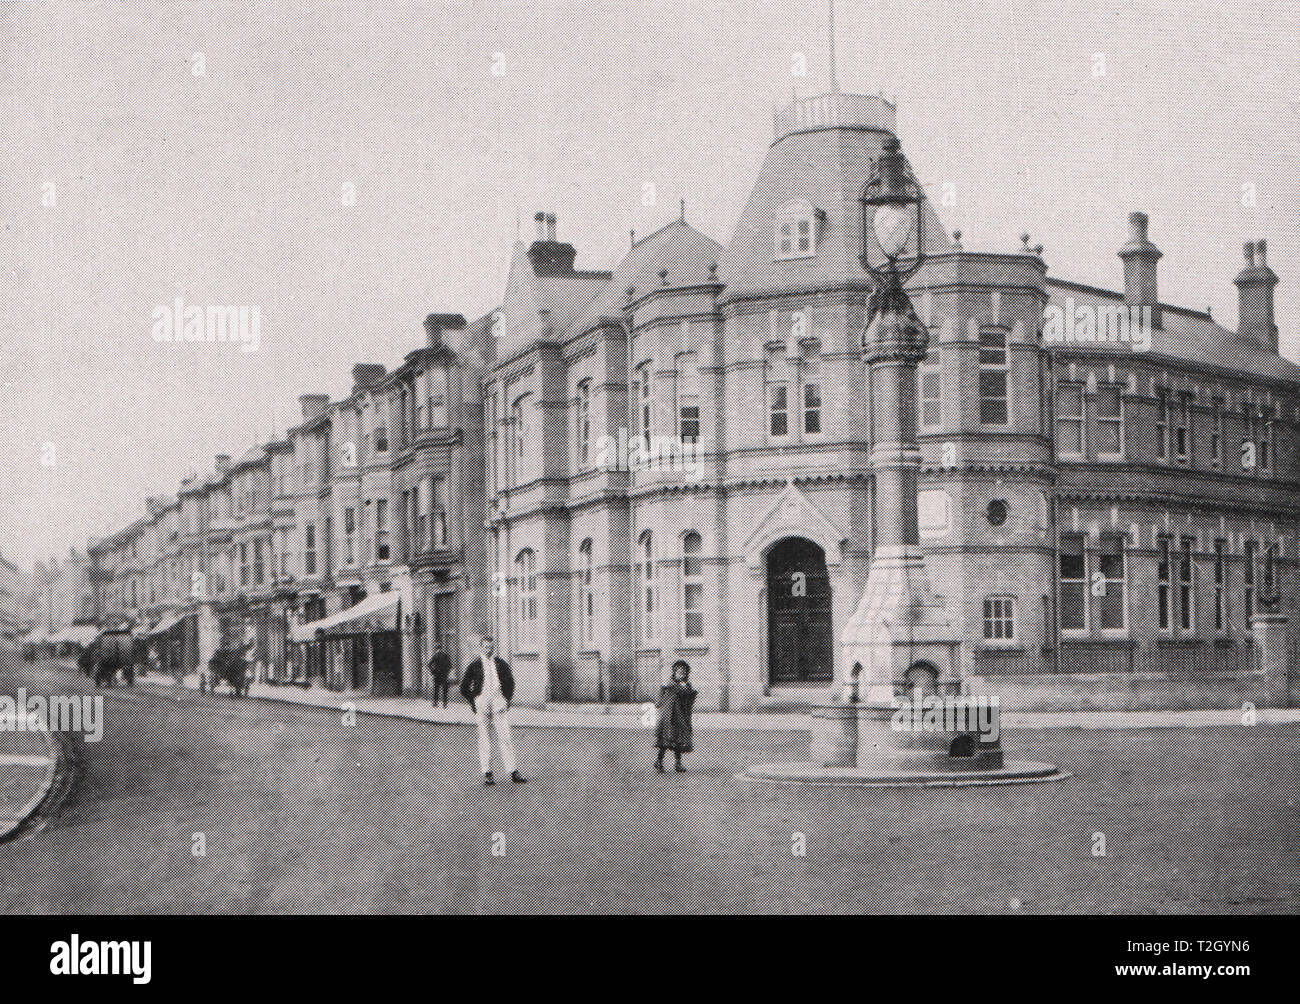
[289,591,401,643]
[144,612,186,637]
[48,624,99,645]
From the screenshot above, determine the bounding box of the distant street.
[1,659,1297,913]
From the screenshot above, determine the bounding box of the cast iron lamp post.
[859,135,929,568]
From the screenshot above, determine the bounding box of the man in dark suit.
[428,642,452,708]
[461,635,526,786]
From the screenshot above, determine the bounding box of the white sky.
[3,0,1298,571]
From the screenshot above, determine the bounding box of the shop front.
[288,590,403,697]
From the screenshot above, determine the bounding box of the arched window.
[578,539,594,645]
[576,380,592,468]
[682,532,703,638]
[511,393,532,485]
[516,548,537,646]
[638,531,657,642]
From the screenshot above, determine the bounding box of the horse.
[207,646,252,697]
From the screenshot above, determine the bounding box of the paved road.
[1,659,1296,913]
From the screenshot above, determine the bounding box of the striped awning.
[288,591,400,643]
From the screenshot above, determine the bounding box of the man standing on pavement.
[461,635,527,786]
[428,641,452,708]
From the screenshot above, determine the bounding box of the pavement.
[141,669,1300,731]
[0,711,61,841]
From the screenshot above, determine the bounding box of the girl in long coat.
[655,661,697,773]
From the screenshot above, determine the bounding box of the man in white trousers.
[460,635,527,786]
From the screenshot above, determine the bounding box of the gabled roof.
[1046,278,1300,383]
[497,240,609,359]
[231,444,268,470]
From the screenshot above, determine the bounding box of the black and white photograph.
[0,0,1295,956]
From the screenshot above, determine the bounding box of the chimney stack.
[424,312,467,349]
[351,363,387,395]
[1118,211,1162,329]
[299,394,330,421]
[527,211,577,276]
[214,454,231,474]
[1235,239,1279,353]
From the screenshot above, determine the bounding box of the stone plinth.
[1249,613,1291,707]
[839,544,962,704]
[809,704,858,768]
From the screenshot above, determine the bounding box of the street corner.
[0,726,62,842]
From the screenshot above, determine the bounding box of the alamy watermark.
[1043,297,1153,352]
[152,297,261,352]
[593,428,702,479]
[891,690,1000,743]
[0,688,103,742]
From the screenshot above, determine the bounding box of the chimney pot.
[1235,236,1279,352]
[534,211,546,240]
[214,454,231,474]
[351,363,387,394]
[423,312,466,349]
[1118,211,1162,328]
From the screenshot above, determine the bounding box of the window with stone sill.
[676,355,700,443]
[1096,384,1124,458]
[1244,540,1257,622]
[428,365,448,428]
[577,380,592,467]
[682,531,704,639]
[578,538,594,645]
[774,200,822,261]
[639,531,658,643]
[983,596,1016,642]
[1210,399,1224,468]
[516,548,538,646]
[1055,382,1084,457]
[1175,393,1192,464]
[1177,536,1195,632]
[1059,534,1086,632]
[1157,535,1172,631]
[978,330,1009,426]
[766,351,790,440]
[1098,532,1127,631]
[919,350,941,429]
[1155,389,1170,461]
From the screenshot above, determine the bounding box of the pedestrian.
[77,641,96,679]
[655,660,697,773]
[428,642,452,708]
[460,635,527,786]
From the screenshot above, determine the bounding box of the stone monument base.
[749,702,1066,787]
[742,760,1068,787]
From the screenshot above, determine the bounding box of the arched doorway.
[766,536,833,684]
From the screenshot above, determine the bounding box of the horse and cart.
[86,628,136,687]
[202,644,253,697]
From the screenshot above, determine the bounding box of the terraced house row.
[90,87,1300,711]
[90,313,490,698]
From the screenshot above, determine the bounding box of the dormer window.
[775,200,822,260]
